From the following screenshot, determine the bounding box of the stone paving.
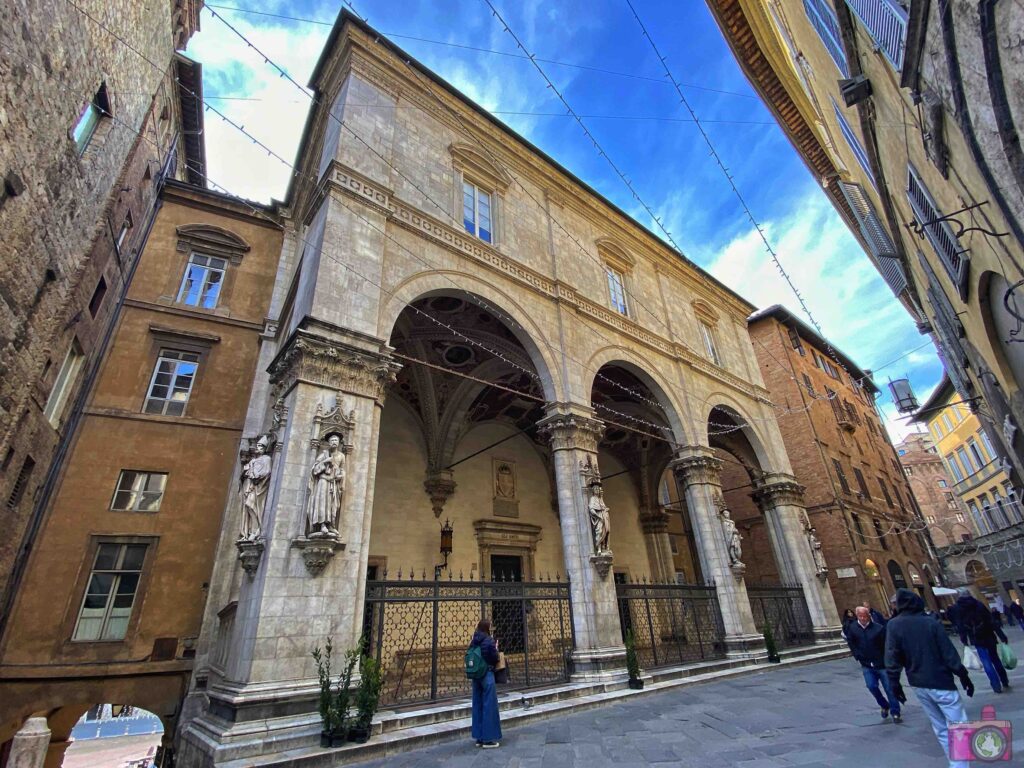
[360,633,1024,767]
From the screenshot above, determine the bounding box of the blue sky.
[185,0,942,440]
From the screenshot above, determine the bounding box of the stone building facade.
[0,181,283,767]
[748,306,940,613]
[174,12,843,766]
[0,0,204,638]
[912,374,1024,603]
[895,431,973,548]
[705,0,1024,543]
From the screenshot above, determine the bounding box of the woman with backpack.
[466,619,502,748]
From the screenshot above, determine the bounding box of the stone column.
[9,717,49,768]
[752,473,842,641]
[639,507,676,583]
[670,447,763,655]
[187,327,399,765]
[537,403,626,679]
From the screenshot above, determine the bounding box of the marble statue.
[239,435,272,540]
[720,508,743,565]
[587,482,611,554]
[306,434,344,538]
[807,526,828,574]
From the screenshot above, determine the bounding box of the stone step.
[224,642,850,768]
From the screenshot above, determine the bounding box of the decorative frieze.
[268,331,401,402]
[537,408,605,453]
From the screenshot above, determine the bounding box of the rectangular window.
[968,501,988,534]
[115,211,133,252]
[43,340,85,427]
[177,253,227,309]
[956,446,976,476]
[606,267,629,316]
[6,455,35,509]
[844,0,909,70]
[941,413,954,434]
[462,181,492,243]
[873,518,888,550]
[699,321,721,366]
[110,470,167,512]
[803,0,850,76]
[981,431,997,461]
[144,350,199,416]
[803,374,815,397]
[851,512,867,545]
[833,458,851,493]
[931,421,943,441]
[73,542,147,641]
[831,98,876,187]
[938,479,947,487]
[945,453,964,483]
[878,477,894,507]
[955,512,965,524]
[854,468,871,497]
[787,324,804,354]
[88,277,107,318]
[968,438,987,468]
[70,83,110,155]
[907,165,967,296]
[838,181,903,294]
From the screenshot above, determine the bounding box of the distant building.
[748,305,940,613]
[895,432,973,547]
[912,374,1024,603]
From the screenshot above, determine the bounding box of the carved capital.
[268,330,401,402]
[752,474,807,509]
[670,447,722,488]
[424,470,457,518]
[537,406,604,453]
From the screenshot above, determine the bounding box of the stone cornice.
[321,162,772,405]
[268,330,401,402]
[670,447,723,487]
[537,406,605,453]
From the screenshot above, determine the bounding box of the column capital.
[639,507,670,534]
[268,329,401,403]
[537,403,605,453]
[752,473,807,508]
[669,446,722,487]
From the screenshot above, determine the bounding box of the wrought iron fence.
[746,584,815,650]
[614,580,726,670]
[364,576,573,706]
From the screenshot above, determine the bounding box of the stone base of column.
[569,646,628,682]
[812,625,845,643]
[177,680,322,767]
[723,633,767,659]
[9,717,50,768]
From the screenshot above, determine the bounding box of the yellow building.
[913,374,1023,602]
[704,0,1024,539]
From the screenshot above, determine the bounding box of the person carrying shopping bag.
[948,588,1010,693]
[465,619,502,749]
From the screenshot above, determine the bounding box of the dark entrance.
[491,555,524,653]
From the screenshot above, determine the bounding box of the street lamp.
[434,518,453,579]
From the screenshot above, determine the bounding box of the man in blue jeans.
[847,606,902,722]
[948,588,1010,693]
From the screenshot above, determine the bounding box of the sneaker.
[482,741,500,749]
[880,708,889,720]
[893,714,903,724]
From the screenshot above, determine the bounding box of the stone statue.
[587,482,611,554]
[807,526,828,574]
[239,435,272,541]
[720,508,743,566]
[306,434,344,538]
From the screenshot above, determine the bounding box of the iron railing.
[364,575,573,706]
[615,580,726,670]
[747,584,815,650]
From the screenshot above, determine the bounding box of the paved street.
[362,634,1024,767]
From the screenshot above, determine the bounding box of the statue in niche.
[719,507,743,566]
[239,434,273,541]
[587,481,611,554]
[807,526,828,575]
[306,433,345,538]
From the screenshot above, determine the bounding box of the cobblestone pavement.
[361,633,1024,767]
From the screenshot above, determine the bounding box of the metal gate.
[746,584,815,649]
[614,580,726,669]
[364,576,573,706]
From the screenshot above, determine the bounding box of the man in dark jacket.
[948,588,1010,693]
[1010,598,1024,630]
[886,589,974,768]
[846,606,901,722]
[863,600,888,626]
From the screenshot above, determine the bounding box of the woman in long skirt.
[470,619,502,748]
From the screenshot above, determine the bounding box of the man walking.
[886,589,975,768]
[846,606,901,722]
[948,588,1010,693]
[863,600,888,626]
[1009,598,1024,630]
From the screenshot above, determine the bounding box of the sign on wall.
[493,458,519,518]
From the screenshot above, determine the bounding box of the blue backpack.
[465,643,488,680]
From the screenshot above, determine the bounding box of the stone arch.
[582,345,689,444]
[703,396,774,475]
[380,271,561,401]
[978,269,1024,392]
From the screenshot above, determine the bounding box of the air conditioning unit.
[840,75,873,107]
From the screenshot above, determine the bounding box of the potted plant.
[332,645,360,746]
[624,630,644,689]
[312,638,339,747]
[350,654,383,743]
[762,623,782,663]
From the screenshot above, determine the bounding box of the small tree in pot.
[350,654,383,743]
[762,623,782,663]
[311,639,361,747]
[625,630,644,689]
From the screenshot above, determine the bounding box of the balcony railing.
[845,0,908,71]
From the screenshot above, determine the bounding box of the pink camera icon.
[949,705,1012,762]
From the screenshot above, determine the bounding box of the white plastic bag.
[963,645,982,671]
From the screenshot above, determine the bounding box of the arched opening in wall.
[887,560,909,595]
[367,293,571,706]
[965,558,998,600]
